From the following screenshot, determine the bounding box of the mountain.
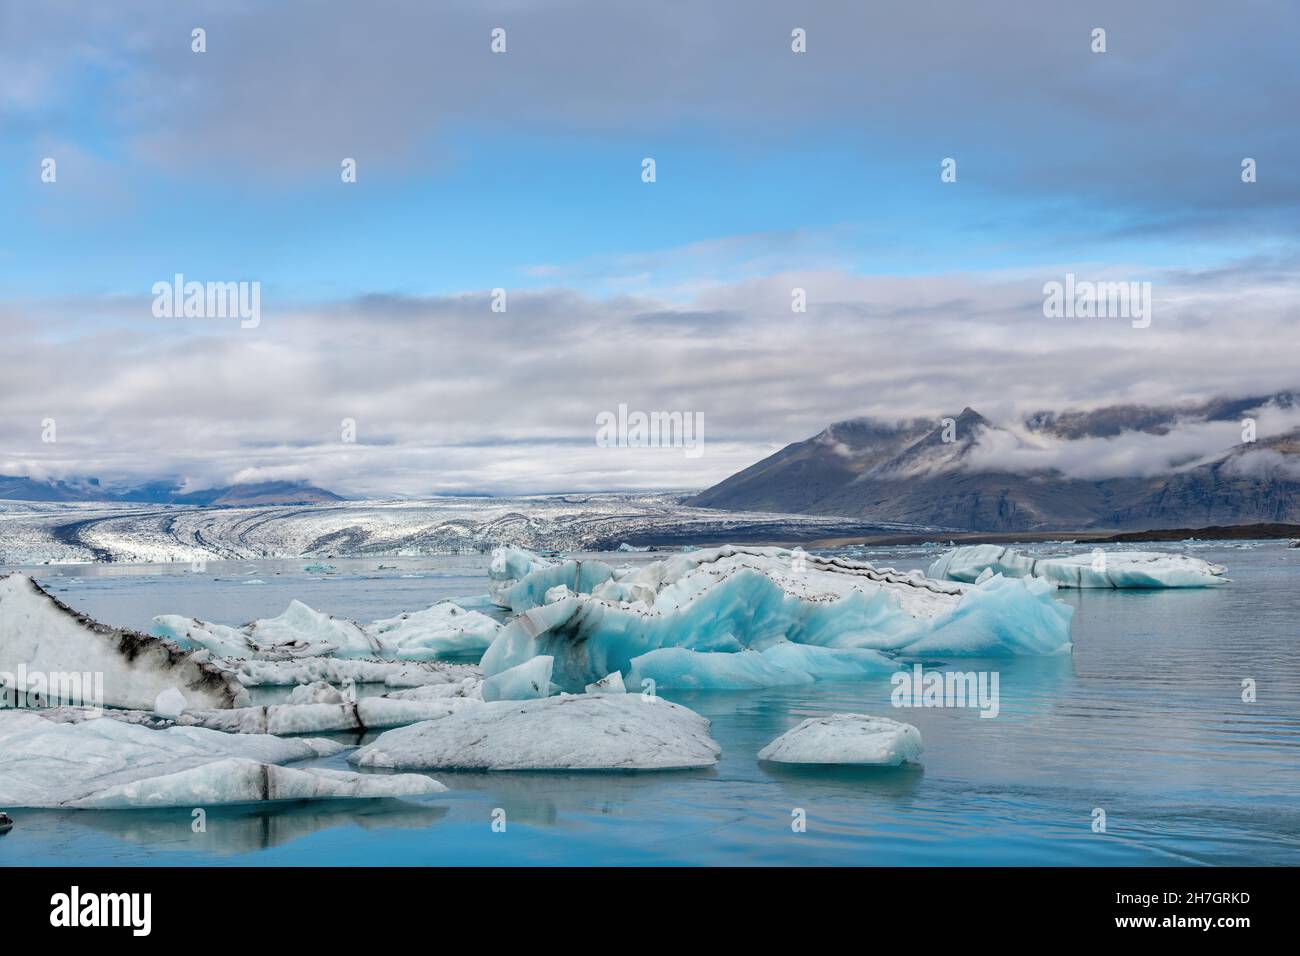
[0,478,344,507]
[689,394,1300,532]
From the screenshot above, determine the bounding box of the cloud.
[2,253,1298,494]
[964,401,1300,480]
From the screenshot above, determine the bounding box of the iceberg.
[0,574,250,711]
[350,694,720,771]
[152,598,500,661]
[214,657,479,689]
[758,714,923,766]
[584,671,626,695]
[928,545,1230,588]
[480,655,553,702]
[0,711,445,809]
[479,546,1072,692]
[489,548,618,614]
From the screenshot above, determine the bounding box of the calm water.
[3,542,1298,866]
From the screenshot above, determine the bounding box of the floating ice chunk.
[928,545,1230,588]
[0,574,249,711]
[906,573,1074,656]
[187,697,478,735]
[153,688,187,718]
[488,546,554,607]
[286,681,345,705]
[350,694,719,771]
[364,603,500,658]
[489,550,617,614]
[479,546,1072,691]
[584,671,626,694]
[73,760,445,810]
[151,601,370,659]
[383,677,483,701]
[757,714,923,766]
[480,655,553,702]
[627,643,895,691]
[0,711,444,809]
[153,600,500,662]
[217,657,479,689]
[617,542,651,552]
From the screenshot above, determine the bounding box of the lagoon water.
[2,541,1298,866]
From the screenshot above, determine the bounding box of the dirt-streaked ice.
[0,710,445,809]
[0,573,250,711]
[350,693,720,771]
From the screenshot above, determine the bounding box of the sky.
[1,0,1298,496]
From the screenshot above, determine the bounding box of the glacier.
[757,714,923,766]
[479,545,1073,692]
[350,693,720,771]
[0,710,445,809]
[928,545,1230,588]
[152,598,500,661]
[0,573,250,711]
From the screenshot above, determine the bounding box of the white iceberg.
[0,711,445,809]
[350,693,720,771]
[757,714,923,766]
[365,603,501,658]
[0,574,250,711]
[479,546,1072,692]
[928,545,1230,588]
[152,598,500,661]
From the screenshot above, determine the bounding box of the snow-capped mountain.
[690,394,1300,531]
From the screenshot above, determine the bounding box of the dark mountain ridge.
[690,393,1300,532]
[0,477,343,507]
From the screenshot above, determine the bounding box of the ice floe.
[350,693,720,771]
[0,710,445,809]
[215,657,480,689]
[928,545,1230,588]
[757,714,923,766]
[0,574,250,711]
[152,598,500,661]
[480,545,1073,692]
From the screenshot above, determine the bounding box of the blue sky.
[1,0,1298,494]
